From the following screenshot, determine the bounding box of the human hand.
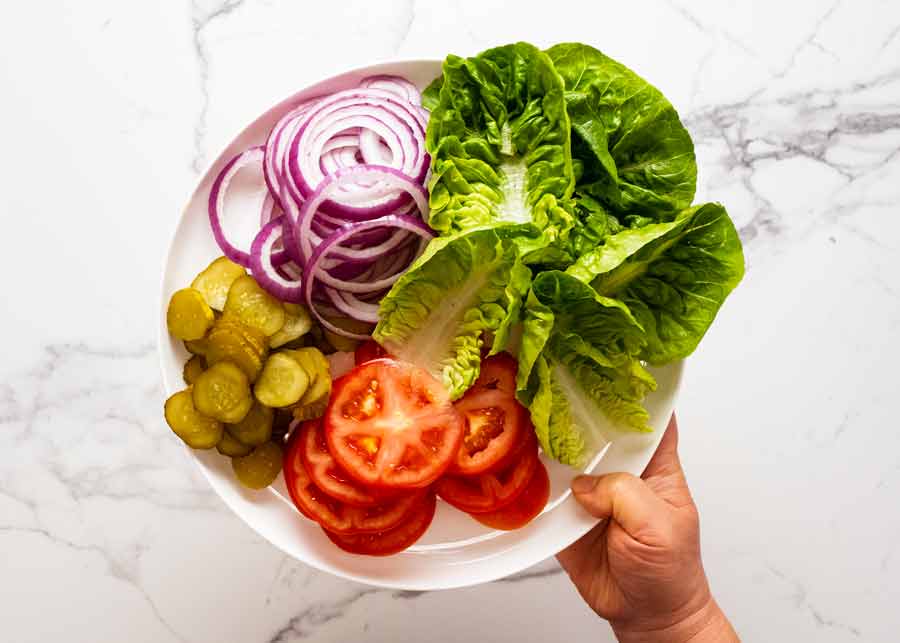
[557,415,738,642]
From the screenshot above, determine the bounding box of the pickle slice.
[224,275,286,336]
[269,303,313,348]
[284,347,331,406]
[192,361,253,423]
[184,337,208,356]
[182,355,206,385]
[254,353,310,407]
[191,256,246,311]
[167,288,215,341]
[231,442,283,490]
[227,402,273,447]
[215,315,268,355]
[216,430,253,457]
[164,388,223,449]
[206,317,268,381]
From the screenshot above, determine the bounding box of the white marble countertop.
[2,1,899,641]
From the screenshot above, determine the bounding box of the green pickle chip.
[227,402,273,446]
[167,288,215,340]
[191,256,246,311]
[254,352,310,407]
[164,388,223,449]
[232,442,283,489]
[192,361,253,423]
[216,430,253,457]
[224,275,286,336]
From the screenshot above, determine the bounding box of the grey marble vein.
[765,565,861,638]
[1,525,187,643]
[392,0,416,54]
[190,0,247,172]
[268,586,425,642]
[774,0,843,80]
[683,69,900,244]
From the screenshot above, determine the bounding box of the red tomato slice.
[436,429,538,513]
[471,352,518,397]
[449,388,523,476]
[298,418,389,507]
[354,339,389,365]
[325,359,464,490]
[471,459,550,530]
[283,429,422,534]
[323,491,436,556]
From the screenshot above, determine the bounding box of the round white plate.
[159,59,683,590]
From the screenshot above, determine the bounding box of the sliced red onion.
[263,98,319,207]
[326,288,380,323]
[304,215,434,338]
[208,77,433,337]
[292,110,419,205]
[259,191,276,227]
[285,88,428,216]
[294,165,430,261]
[250,216,305,302]
[208,146,267,267]
[360,75,422,105]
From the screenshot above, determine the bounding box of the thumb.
[571,473,673,544]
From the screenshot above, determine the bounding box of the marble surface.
[1,0,899,641]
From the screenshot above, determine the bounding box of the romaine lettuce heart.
[517,271,656,465]
[547,42,697,221]
[425,43,575,253]
[374,228,531,399]
[568,203,745,364]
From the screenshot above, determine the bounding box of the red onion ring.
[295,165,429,264]
[284,89,428,216]
[360,75,422,105]
[208,146,267,267]
[263,99,319,207]
[304,214,434,338]
[250,216,305,303]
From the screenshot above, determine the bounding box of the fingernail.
[572,475,597,494]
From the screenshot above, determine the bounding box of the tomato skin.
[436,429,538,514]
[448,388,524,476]
[323,491,436,556]
[283,428,422,534]
[471,459,550,531]
[298,418,387,507]
[354,339,389,365]
[325,359,464,490]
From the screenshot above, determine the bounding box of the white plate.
[159,59,683,590]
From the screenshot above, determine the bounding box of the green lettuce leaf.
[518,271,656,465]
[425,42,575,248]
[421,75,443,112]
[373,228,531,399]
[569,202,745,363]
[547,42,697,220]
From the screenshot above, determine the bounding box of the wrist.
[612,596,738,643]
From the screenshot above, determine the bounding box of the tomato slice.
[325,359,464,490]
[354,339,389,365]
[449,388,523,476]
[323,491,436,556]
[471,459,550,530]
[471,352,518,397]
[283,429,422,534]
[436,429,538,513]
[298,418,389,507]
